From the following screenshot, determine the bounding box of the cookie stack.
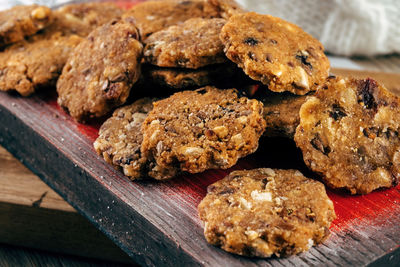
[1,0,399,260]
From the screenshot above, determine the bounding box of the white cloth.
[237,0,400,56]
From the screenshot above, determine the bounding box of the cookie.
[220,12,330,95]
[94,98,155,180]
[57,18,143,122]
[207,0,245,19]
[143,18,227,69]
[123,0,221,40]
[0,33,82,96]
[0,3,122,97]
[0,5,52,46]
[142,62,251,90]
[47,2,123,37]
[262,91,308,138]
[141,86,266,179]
[294,77,400,194]
[198,168,336,257]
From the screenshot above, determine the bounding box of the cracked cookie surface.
[220,12,330,95]
[94,98,155,180]
[295,77,400,194]
[123,0,221,41]
[57,18,143,122]
[0,4,52,46]
[141,86,266,179]
[198,168,335,257]
[144,18,227,69]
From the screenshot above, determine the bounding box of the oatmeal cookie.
[141,86,266,179]
[0,5,52,46]
[94,98,156,179]
[142,62,250,90]
[207,0,245,19]
[123,0,221,40]
[0,3,122,96]
[47,2,123,37]
[262,91,309,138]
[295,77,400,194]
[198,168,336,257]
[0,33,82,96]
[57,18,143,122]
[144,18,227,69]
[220,12,330,95]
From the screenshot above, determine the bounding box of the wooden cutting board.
[1,64,399,266]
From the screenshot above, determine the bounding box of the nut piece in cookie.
[295,77,400,194]
[57,18,143,122]
[0,33,82,96]
[0,5,53,46]
[141,86,266,180]
[220,12,330,95]
[262,91,309,138]
[142,62,252,91]
[123,0,221,41]
[198,168,336,257]
[144,18,227,69]
[94,98,156,180]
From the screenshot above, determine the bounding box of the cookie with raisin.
[57,18,143,122]
[220,12,330,95]
[143,18,227,69]
[198,168,335,257]
[94,98,156,180]
[295,77,400,194]
[141,86,266,179]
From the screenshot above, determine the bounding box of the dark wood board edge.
[0,104,200,267]
[1,91,400,266]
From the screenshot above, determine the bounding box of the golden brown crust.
[141,86,266,179]
[123,0,221,41]
[0,33,82,96]
[94,98,156,180]
[0,5,53,46]
[46,2,123,37]
[295,77,400,194]
[220,12,330,95]
[198,168,336,257]
[143,18,227,69]
[57,18,143,122]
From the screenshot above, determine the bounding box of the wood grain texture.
[0,68,399,266]
[0,146,133,264]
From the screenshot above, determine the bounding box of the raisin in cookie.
[295,77,400,194]
[143,18,227,69]
[141,86,266,179]
[198,168,336,257]
[94,98,156,180]
[123,0,221,41]
[0,5,52,46]
[142,62,250,90]
[0,33,82,96]
[220,12,330,95]
[262,91,309,138]
[57,18,143,122]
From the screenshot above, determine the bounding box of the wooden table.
[1,54,400,266]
